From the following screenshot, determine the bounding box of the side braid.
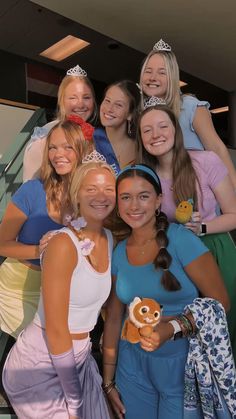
[154,211,181,291]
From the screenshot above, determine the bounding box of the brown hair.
[40,120,94,211]
[137,105,199,210]
[116,166,181,291]
[102,80,140,138]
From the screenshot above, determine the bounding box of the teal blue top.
[112,223,208,317]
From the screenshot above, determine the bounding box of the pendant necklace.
[132,237,156,255]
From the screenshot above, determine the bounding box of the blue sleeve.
[11,180,37,216]
[170,224,209,267]
[182,95,210,132]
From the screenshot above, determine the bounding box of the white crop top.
[34,227,113,333]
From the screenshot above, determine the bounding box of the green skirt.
[201,232,236,360]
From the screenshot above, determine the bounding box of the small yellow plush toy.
[121,297,162,344]
[175,198,193,224]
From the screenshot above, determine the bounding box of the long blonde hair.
[57,75,98,124]
[41,120,94,211]
[139,50,181,117]
[137,105,199,209]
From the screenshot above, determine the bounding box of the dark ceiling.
[0,0,229,111]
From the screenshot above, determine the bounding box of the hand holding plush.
[121,297,162,344]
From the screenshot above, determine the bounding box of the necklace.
[130,237,156,256]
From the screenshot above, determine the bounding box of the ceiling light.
[40,35,90,61]
[179,81,187,87]
[210,106,229,114]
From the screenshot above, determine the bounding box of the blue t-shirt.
[179,95,210,150]
[12,179,63,265]
[112,223,208,317]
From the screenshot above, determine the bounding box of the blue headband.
[117,164,162,190]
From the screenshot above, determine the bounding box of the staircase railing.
[0,107,47,219]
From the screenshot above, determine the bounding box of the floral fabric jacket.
[184,298,236,419]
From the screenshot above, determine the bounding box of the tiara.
[66,65,87,77]
[153,39,171,52]
[82,150,107,164]
[144,96,166,109]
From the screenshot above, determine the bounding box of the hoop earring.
[116,208,121,218]
[155,208,160,217]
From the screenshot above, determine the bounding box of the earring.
[116,208,121,218]
[127,120,132,136]
[155,208,160,217]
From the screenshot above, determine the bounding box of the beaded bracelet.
[176,315,193,337]
[102,380,116,395]
[180,314,193,336]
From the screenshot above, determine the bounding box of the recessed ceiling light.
[211,106,229,114]
[40,35,90,62]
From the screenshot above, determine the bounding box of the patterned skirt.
[2,322,110,419]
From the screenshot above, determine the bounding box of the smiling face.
[100,85,131,129]
[141,54,168,98]
[140,109,175,158]
[63,79,94,121]
[77,168,116,223]
[117,175,161,230]
[48,127,77,176]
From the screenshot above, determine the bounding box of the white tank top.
[34,227,113,333]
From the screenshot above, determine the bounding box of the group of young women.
[1,38,236,419]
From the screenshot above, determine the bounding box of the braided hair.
[116,164,181,291]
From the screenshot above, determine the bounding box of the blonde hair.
[57,75,98,124]
[70,162,116,217]
[41,120,94,211]
[140,50,181,117]
[137,105,199,209]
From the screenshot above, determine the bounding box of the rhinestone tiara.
[66,65,87,77]
[144,96,166,109]
[82,150,107,164]
[153,39,171,52]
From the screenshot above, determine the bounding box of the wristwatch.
[168,320,182,340]
[199,223,207,236]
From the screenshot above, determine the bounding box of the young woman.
[137,104,236,359]
[103,164,230,419]
[139,39,236,188]
[23,64,97,181]
[0,119,93,338]
[3,160,116,419]
[94,80,140,174]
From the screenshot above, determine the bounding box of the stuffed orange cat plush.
[121,297,162,344]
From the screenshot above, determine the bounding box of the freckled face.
[48,127,77,175]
